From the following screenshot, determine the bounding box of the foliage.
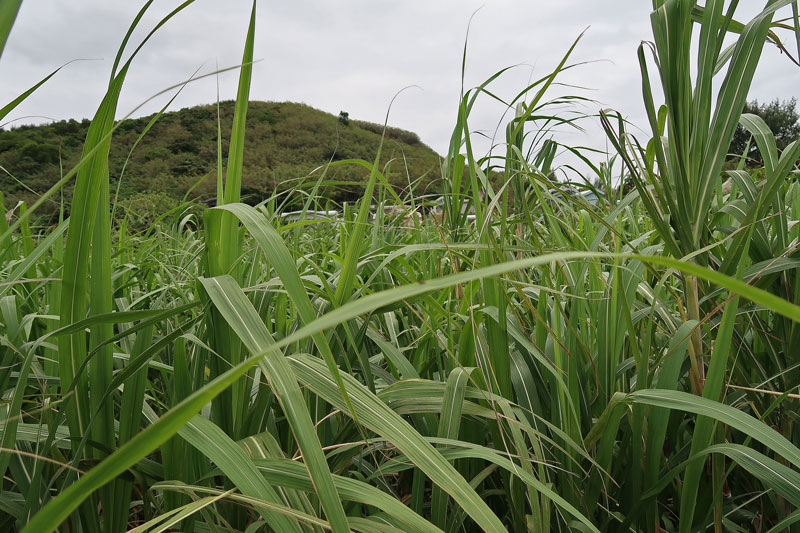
[1,1,800,533]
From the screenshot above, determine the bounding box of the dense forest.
[0,101,442,217]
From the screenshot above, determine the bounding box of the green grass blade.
[203,0,256,441]
[221,0,255,208]
[175,415,303,532]
[249,458,441,533]
[628,389,800,467]
[288,354,508,532]
[0,60,78,122]
[705,444,800,507]
[0,0,20,60]
[431,367,471,528]
[57,74,125,451]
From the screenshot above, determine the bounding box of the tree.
[729,97,800,163]
[338,111,349,126]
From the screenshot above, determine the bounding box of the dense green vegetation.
[1,1,800,532]
[0,101,442,217]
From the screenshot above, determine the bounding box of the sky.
[2,1,799,179]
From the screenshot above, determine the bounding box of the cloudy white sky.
[2,1,798,176]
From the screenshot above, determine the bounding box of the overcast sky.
[2,1,798,177]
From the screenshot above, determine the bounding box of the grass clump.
[1,1,800,532]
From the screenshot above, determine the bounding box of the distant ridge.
[0,101,443,215]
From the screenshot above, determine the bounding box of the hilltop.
[0,101,443,216]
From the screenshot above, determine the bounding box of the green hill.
[0,101,443,217]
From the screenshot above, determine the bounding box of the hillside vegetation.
[0,101,442,215]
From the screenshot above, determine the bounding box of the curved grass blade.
[0,60,86,123]
[213,202,361,430]
[176,415,303,532]
[248,458,441,533]
[199,275,350,532]
[290,354,598,532]
[628,389,800,467]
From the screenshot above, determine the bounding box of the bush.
[20,141,60,164]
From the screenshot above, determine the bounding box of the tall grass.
[1,1,800,532]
